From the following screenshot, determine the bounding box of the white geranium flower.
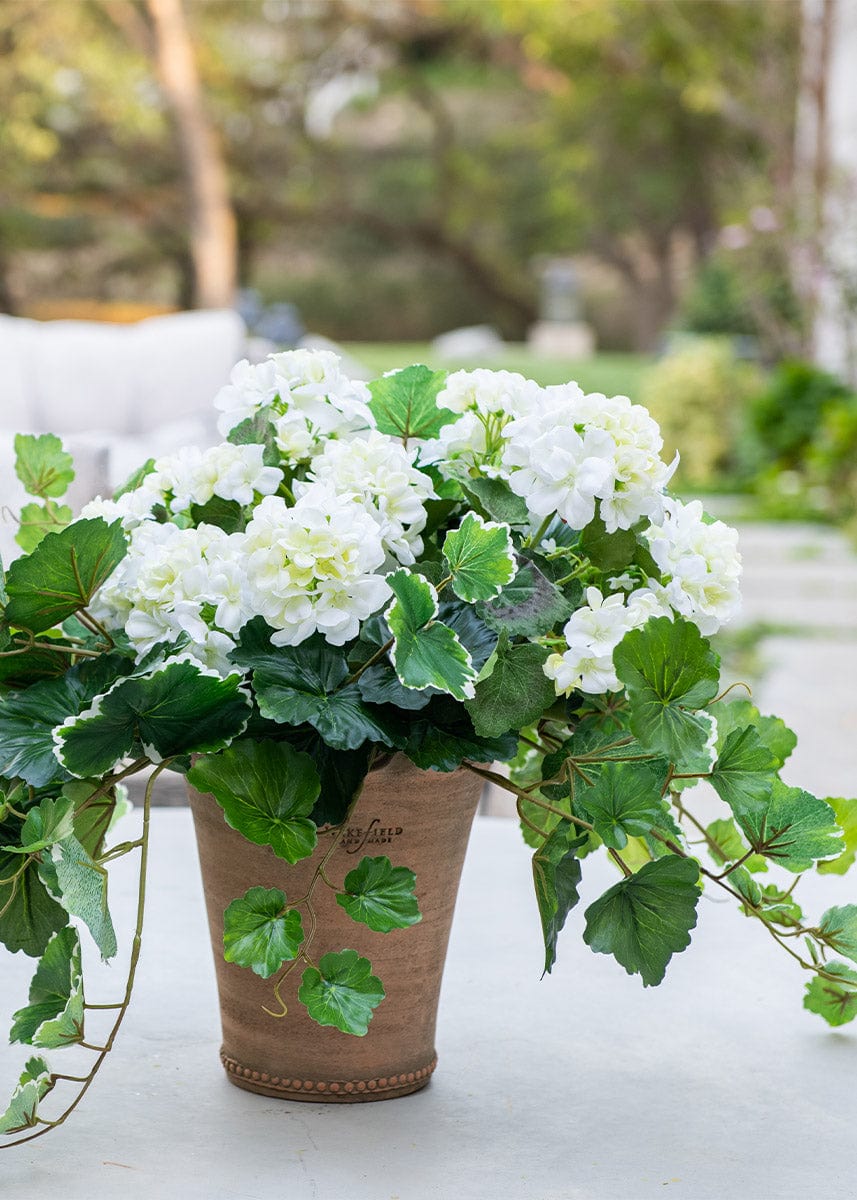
[80,481,163,532]
[544,586,664,696]
[152,442,282,513]
[242,488,390,647]
[304,431,436,565]
[644,498,742,635]
[214,358,281,436]
[437,368,543,416]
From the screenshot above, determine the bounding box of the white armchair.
[0,308,246,565]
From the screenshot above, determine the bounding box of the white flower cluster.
[643,498,742,636]
[242,489,390,647]
[544,586,665,696]
[303,431,436,566]
[503,388,676,533]
[91,521,251,673]
[425,369,540,477]
[214,348,374,462]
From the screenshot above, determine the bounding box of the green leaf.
[54,659,251,778]
[187,740,320,863]
[580,514,638,571]
[189,496,244,533]
[5,797,75,854]
[532,822,584,975]
[113,457,156,500]
[65,780,122,860]
[14,433,75,499]
[461,476,530,525]
[227,412,281,466]
[575,759,673,851]
[705,817,767,873]
[15,503,73,554]
[305,740,373,828]
[403,694,518,772]
[336,855,421,933]
[385,570,476,701]
[803,963,857,1027]
[714,699,796,770]
[0,641,69,690]
[0,833,67,957]
[47,836,116,958]
[464,631,555,738]
[709,726,779,812]
[817,796,857,876]
[298,949,385,1036]
[230,624,404,751]
[583,854,700,986]
[613,617,720,764]
[817,905,857,963]
[478,560,574,638]
[10,926,84,1048]
[356,663,432,711]
[0,670,107,788]
[442,513,517,604]
[368,364,452,441]
[438,596,499,671]
[731,781,843,873]
[0,1056,54,1135]
[4,518,127,634]
[223,887,304,978]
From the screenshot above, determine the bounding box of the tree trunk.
[145,0,237,310]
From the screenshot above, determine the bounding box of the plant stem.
[344,638,394,686]
[525,514,553,548]
[0,760,171,1150]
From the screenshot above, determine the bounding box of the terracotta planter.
[188,753,482,1103]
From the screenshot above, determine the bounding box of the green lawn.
[342,343,653,398]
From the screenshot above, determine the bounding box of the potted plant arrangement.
[2,350,857,1145]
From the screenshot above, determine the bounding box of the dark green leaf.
[306,740,374,828]
[575,759,673,851]
[298,949,385,1035]
[54,659,251,778]
[4,518,127,634]
[532,822,584,975]
[464,631,554,738]
[403,694,518,772]
[336,855,421,932]
[461,476,530,525]
[187,740,320,863]
[386,569,475,701]
[223,887,304,978]
[438,596,498,671]
[583,854,700,986]
[356,664,432,711]
[613,617,720,764]
[368,364,451,441]
[189,496,244,533]
[10,926,83,1047]
[710,726,778,812]
[0,825,66,957]
[731,781,843,873]
[14,433,74,499]
[580,514,638,571]
[804,963,857,1027]
[478,560,574,638]
[6,797,74,854]
[442,513,517,603]
[705,817,767,873]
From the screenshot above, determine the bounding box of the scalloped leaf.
[223,887,304,978]
[336,856,421,933]
[385,570,475,701]
[464,630,554,738]
[4,518,126,634]
[804,963,857,1027]
[187,740,320,863]
[14,433,74,500]
[0,1056,54,1135]
[442,513,517,604]
[298,949,385,1036]
[54,659,250,778]
[368,364,451,441]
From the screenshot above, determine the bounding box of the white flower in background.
[214,358,281,436]
[544,586,666,696]
[644,498,742,635]
[304,431,436,565]
[152,443,282,513]
[80,482,163,532]
[242,488,390,647]
[502,405,617,527]
[90,521,251,675]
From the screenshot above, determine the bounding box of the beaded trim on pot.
[220,1050,438,1096]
